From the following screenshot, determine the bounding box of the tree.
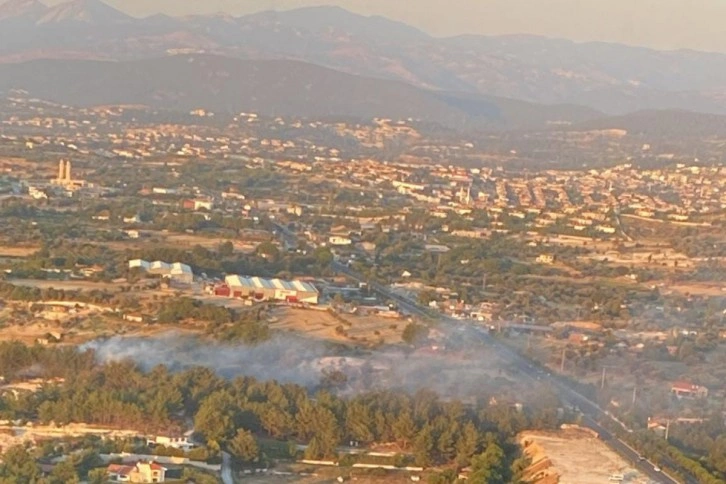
[427,469,458,484]
[469,444,507,484]
[0,445,41,483]
[455,422,480,467]
[413,424,435,467]
[194,391,237,444]
[418,290,437,306]
[256,241,280,261]
[303,436,326,460]
[320,369,348,389]
[345,402,374,444]
[218,241,234,257]
[436,422,459,462]
[393,412,416,449]
[87,468,108,484]
[48,459,79,484]
[228,429,259,464]
[181,468,219,484]
[313,247,334,267]
[402,323,427,345]
[260,406,292,439]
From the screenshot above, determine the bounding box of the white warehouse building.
[224,275,319,304]
[128,259,194,284]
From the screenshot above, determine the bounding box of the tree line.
[0,341,569,483]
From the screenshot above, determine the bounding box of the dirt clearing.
[269,307,404,346]
[0,245,39,257]
[519,428,650,484]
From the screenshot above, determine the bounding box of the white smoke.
[83,330,523,400]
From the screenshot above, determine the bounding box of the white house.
[147,435,196,452]
[329,236,353,246]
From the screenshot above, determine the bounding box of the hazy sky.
[45,0,726,52]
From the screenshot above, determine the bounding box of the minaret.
[58,160,66,183]
[64,160,72,182]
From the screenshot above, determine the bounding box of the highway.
[332,260,684,484]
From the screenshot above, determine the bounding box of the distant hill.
[1,1,726,116]
[574,110,726,137]
[36,0,132,25]
[0,54,602,130]
[0,0,45,21]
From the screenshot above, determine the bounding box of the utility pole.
[632,385,637,406]
[601,367,607,389]
[560,348,566,373]
[665,419,671,441]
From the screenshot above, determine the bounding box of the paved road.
[581,415,679,484]
[333,261,684,484]
[221,451,234,484]
[272,222,299,251]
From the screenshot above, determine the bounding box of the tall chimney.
[58,160,65,182]
[65,160,72,182]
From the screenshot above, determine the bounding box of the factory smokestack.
[58,159,66,183]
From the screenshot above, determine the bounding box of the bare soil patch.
[519,428,649,484]
[269,307,404,346]
[0,245,39,257]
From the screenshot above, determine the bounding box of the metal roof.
[225,274,318,294]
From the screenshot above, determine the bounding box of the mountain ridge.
[1,1,726,115]
[0,0,44,21]
[37,0,131,24]
[0,54,603,130]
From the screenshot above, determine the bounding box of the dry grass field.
[268,307,404,346]
[0,245,39,257]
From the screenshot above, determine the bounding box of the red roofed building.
[107,461,166,483]
[670,381,708,399]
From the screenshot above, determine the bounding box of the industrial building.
[128,259,194,284]
[222,275,319,304]
[51,159,87,189]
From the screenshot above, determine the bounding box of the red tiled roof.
[107,461,166,475]
[671,380,699,392]
[107,464,134,476]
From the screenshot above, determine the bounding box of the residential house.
[329,236,353,246]
[147,434,196,452]
[107,461,166,483]
[670,381,708,399]
[536,254,555,265]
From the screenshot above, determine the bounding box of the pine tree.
[413,424,435,467]
[393,411,416,449]
[228,429,259,464]
[48,459,79,484]
[455,422,480,467]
